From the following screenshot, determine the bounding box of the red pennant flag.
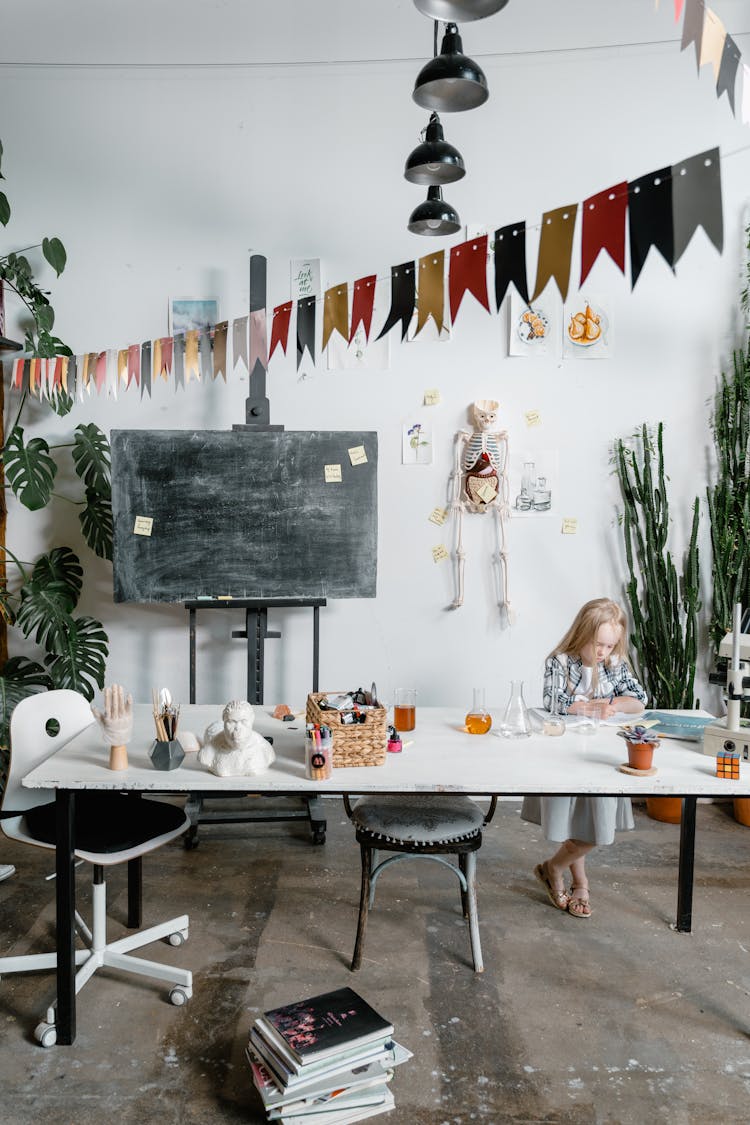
[580,182,628,286]
[674,0,685,19]
[449,235,490,323]
[95,351,107,393]
[160,336,173,378]
[269,301,293,360]
[12,357,25,389]
[52,356,63,387]
[349,274,377,343]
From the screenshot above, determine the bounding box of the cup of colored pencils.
[305,723,332,780]
[149,688,185,770]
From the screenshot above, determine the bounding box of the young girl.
[521,597,647,918]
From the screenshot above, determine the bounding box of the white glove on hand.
[91,684,134,745]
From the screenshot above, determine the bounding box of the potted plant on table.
[617,725,660,772]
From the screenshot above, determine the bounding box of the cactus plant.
[614,422,700,710]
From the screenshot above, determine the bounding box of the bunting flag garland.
[185,330,200,382]
[744,64,750,124]
[349,275,377,343]
[269,301,293,359]
[494,222,529,309]
[249,308,268,372]
[628,166,674,288]
[140,341,152,398]
[105,349,118,399]
[161,336,173,379]
[173,333,185,390]
[297,296,316,368]
[232,316,249,372]
[681,0,705,70]
[674,0,685,18]
[322,284,349,350]
[62,355,72,393]
[376,262,415,342]
[416,251,445,335]
[717,35,740,111]
[94,351,107,394]
[533,204,578,302]
[699,8,725,81]
[199,328,212,381]
[449,236,490,322]
[117,348,127,387]
[11,357,23,389]
[127,343,140,387]
[580,184,628,286]
[213,321,228,381]
[672,147,723,263]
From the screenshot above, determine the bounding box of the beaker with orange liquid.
[465,687,492,734]
[393,688,416,731]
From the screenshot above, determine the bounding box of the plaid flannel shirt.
[543,653,647,715]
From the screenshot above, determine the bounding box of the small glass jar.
[465,687,492,735]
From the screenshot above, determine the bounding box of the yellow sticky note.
[324,464,342,483]
[432,544,450,563]
[428,507,448,526]
[348,445,367,466]
[133,516,153,536]
[525,409,541,427]
[423,389,441,406]
[476,481,497,503]
[561,518,578,535]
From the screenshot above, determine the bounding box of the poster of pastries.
[508,291,556,356]
[562,294,612,359]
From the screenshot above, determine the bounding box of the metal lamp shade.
[413,0,510,21]
[408,186,461,236]
[404,113,465,185]
[413,24,489,112]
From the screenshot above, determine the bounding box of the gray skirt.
[520,795,634,846]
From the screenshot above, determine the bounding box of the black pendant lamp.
[414,0,510,21]
[413,23,488,112]
[408,186,461,235]
[404,112,465,185]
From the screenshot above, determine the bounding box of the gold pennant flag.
[213,321,228,381]
[185,330,200,382]
[417,251,445,335]
[117,349,128,385]
[700,8,726,81]
[322,285,349,351]
[82,353,93,387]
[152,338,162,382]
[60,355,69,393]
[532,203,579,302]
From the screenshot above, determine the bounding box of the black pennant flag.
[376,261,415,341]
[297,296,316,369]
[628,167,674,288]
[716,35,740,113]
[140,340,152,399]
[672,147,723,265]
[494,221,529,308]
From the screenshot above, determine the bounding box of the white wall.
[2,1,749,713]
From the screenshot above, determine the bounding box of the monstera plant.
[0,138,111,783]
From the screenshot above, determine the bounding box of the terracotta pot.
[646,796,682,824]
[627,741,655,771]
[733,798,750,827]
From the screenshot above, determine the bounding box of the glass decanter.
[499,679,532,738]
[465,687,492,735]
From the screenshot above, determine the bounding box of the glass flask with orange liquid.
[465,687,492,734]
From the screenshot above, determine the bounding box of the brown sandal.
[534,863,570,911]
[567,885,592,919]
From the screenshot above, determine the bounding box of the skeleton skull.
[473,399,499,432]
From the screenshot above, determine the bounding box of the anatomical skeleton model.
[450,399,511,619]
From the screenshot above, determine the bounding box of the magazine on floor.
[256,987,394,1070]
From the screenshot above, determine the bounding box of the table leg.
[55,790,76,1044]
[676,796,697,933]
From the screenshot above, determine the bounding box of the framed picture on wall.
[168,297,219,335]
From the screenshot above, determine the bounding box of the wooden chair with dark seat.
[343,793,497,973]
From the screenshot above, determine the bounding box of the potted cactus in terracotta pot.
[617,725,660,772]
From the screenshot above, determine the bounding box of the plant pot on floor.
[733,798,750,826]
[646,796,683,823]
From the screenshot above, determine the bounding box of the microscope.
[702,602,750,760]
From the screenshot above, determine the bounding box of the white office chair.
[0,690,193,1046]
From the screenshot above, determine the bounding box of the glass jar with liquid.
[465,687,492,734]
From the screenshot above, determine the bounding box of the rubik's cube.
[716,747,741,779]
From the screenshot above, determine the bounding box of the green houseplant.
[0,139,111,791]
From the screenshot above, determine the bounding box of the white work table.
[22,704,742,1045]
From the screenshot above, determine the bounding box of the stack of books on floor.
[247,985,411,1124]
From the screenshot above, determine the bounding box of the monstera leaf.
[0,584,16,627]
[44,616,108,700]
[0,657,53,754]
[72,423,111,494]
[79,487,113,560]
[3,426,57,511]
[15,548,83,652]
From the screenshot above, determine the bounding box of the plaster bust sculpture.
[198,699,275,777]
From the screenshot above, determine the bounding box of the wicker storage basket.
[306,692,388,768]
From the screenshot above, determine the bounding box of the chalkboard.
[111,430,378,603]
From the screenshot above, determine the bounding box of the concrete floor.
[1,797,750,1124]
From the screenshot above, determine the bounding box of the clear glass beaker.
[543,668,565,736]
[499,680,532,738]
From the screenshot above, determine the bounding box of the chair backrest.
[4,690,96,814]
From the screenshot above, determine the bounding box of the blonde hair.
[550,598,629,695]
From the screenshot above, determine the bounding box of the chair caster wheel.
[183,832,199,850]
[168,929,188,947]
[34,1021,57,1048]
[169,986,192,1006]
[312,828,326,845]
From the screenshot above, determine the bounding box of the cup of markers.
[306,723,333,780]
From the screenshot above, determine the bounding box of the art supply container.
[306,725,332,780]
[578,702,599,735]
[149,739,185,770]
[465,687,492,734]
[499,680,531,738]
[394,688,417,732]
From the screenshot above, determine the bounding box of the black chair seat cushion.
[350,794,484,844]
[25,793,186,854]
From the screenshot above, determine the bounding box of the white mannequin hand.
[91,684,134,744]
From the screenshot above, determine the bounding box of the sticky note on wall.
[423,389,441,406]
[348,446,367,466]
[525,410,541,427]
[134,516,153,536]
[561,518,578,534]
[432,544,450,563]
[324,464,342,483]
[428,507,448,526]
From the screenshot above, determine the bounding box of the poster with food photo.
[562,295,612,359]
